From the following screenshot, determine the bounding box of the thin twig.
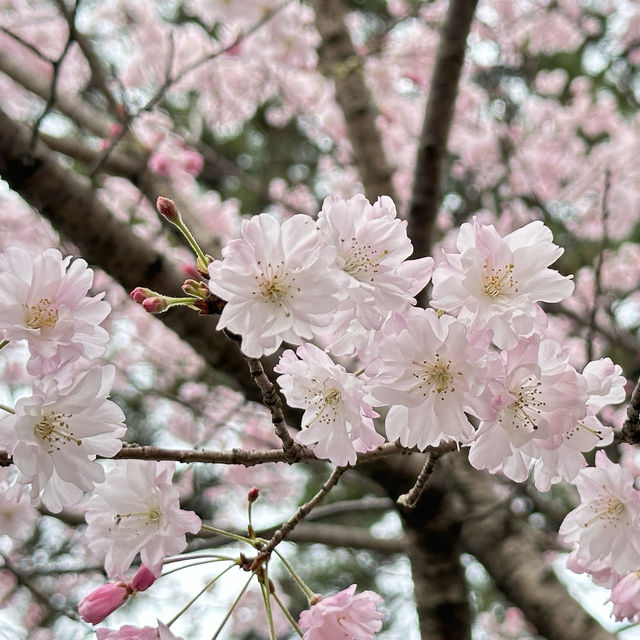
[256,466,347,558]
[30,0,81,150]
[396,451,440,508]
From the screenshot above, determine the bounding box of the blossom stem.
[274,550,316,602]
[210,573,254,640]
[272,588,304,637]
[166,561,236,627]
[0,339,9,351]
[174,218,209,272]
[0,404,15,414]
[162,557,233,577]
[200,523,254,545]
[260,564,277,640]
[164,553,234,564]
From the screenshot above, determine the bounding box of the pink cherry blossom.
[9,365,126,512]
[298,584,383,640]
[560,451,640,574]
[611,572,640,622]
[85,461,201,578]
[78,582,130,624]
[0,247,110,380]
[430,219,574,349]
[275,343,384,466]
[130,566,156,592]
[317,194,433,331]
[371,308,489,449]
[208,213,340,357]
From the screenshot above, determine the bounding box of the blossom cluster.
[0,248,200,594]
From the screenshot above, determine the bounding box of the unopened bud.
[248,487,260,503]
[156,196,181,224]
[142,296,170,314]
[78,582,130,624]
[182,279,209,298]
[130,566,156,592]
[130,287,156,303]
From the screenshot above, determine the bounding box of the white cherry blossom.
[9,365,125,512]
[85,461,201,578]
[560,451,640,574]
[208,214,340,357]
[0,247,110,381]
[431,219,573,349]
[275,343,384,466]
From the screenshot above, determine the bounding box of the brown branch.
[615,377,640,444]
[397,450,440,508]
[245,357,304,461]
[311,0,396,201]
[256,466,347,558]
[407,0,479,283]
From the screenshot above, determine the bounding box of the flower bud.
[156,196,181,224]
[130,565,156,592]
[248,487,260,503]
[142,296,171,314]
[78,582,130,624]
[130,287,156,303]
[182,279,209,298]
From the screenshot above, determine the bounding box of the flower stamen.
[23,298,59,329]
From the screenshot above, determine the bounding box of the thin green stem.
[274,550,315,602]
[164,553,234,564]
[175,219,208,269]
[200,524,254,545]
[166,561,236,627]
[0,404,15,414]
[211,573,254,640]
[0,340,9,351]
[162,557,232,578]
[260,571,277,640]
[272,590,303,637]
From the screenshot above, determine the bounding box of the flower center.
[34,411,81,452]
[341,237,388,279]
[583,497,627,527]
[502,378,545,432]
[23,298,59,329]
[308,387,342,426]
[413,353,457,396]
[482,261,517,298]
[114,508,161,527]
[254,260,293,307]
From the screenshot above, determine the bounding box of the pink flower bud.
[142,297,170,314]
[131,566,156,592]
[156,197,181,224]
[182,279,208,298]
[78,582,130,624]
[248,487,260,503]
[130,287,155,303]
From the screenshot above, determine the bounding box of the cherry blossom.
[610,572,640,622]
[370,308,489,449]
[298,584,383,640]
[559,451,640,574]
[208,214,340,357]
[468,336,588,484]
[0,248,111,380]
[84,461,201,578]
[275,343,384,466]
[9,366,126,512]
[430,219,574,350]
[317,194,433,331]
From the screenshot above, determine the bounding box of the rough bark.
[408,0,478,288]
[311,0,397,202]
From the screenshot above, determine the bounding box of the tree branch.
[311,0,396,202]
[407,0,478,282]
